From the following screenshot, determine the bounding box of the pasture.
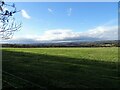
[2,47,119,89]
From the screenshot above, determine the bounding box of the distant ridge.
[1,40,119,47]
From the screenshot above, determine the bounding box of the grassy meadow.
[2,47,119,89]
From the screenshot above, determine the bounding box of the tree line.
[1,40,120,48]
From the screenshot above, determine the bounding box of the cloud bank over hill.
[1,24,117,44]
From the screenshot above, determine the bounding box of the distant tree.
[0,0,21,39]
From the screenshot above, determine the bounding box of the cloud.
[48,8,53,13]
[67,8,72,16]
[86,26,117,40]
[36,25,117,41]
[3,25,117,44]
[21,9,31,19]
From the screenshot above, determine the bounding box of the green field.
[2,47,119,89]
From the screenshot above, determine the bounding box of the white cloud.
[86,26,118,40]
[37,29,75,41]
[36,25,117,41]
[67,8,72,16]
[21,9,31,19]
[48,8,53,13]
[1,25,118,43]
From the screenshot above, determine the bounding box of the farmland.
[2,47,119,89]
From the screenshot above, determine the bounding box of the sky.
[0,2,118,44]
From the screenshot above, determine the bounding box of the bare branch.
[0,0,21,39]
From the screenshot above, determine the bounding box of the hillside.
[1,40,120,48]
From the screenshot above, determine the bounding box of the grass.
[2,47,119,89]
